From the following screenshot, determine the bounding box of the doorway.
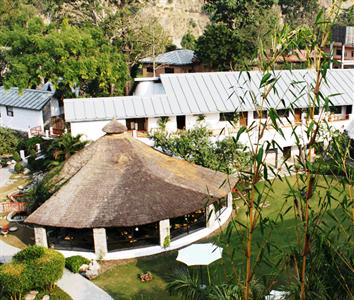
[239,112,248,127]
[177,115,186,130]
[294,108,302,123]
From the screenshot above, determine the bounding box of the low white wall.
[57,196,233,261]
[70,119,127,141]
[0,106,43,132]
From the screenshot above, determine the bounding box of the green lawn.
[94,176,352,299]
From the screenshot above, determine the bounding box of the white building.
[0,87,62,133]
[65,69,354,159]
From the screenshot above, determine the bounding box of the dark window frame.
[276,109,289,118]
[146,66,154,73]
[6,106,14,117]
[253,110,267,119]
[164,67,175,74]
[220,112,236,122]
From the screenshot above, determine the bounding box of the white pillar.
[34,227,48,248]
[20,150,26,161]
[159,219,170,248]
[132,130,137,138]
[93,228,108,259]
[45,130,49,138]
[206,204,216,229]
[227,192,233,208]
[36,143,41,153]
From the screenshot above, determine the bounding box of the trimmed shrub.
[12,246,65,291]
[13,245,45,262]
[25,248,65,290]
[65,255,91,273]
[14,162,24,173]
[0,262,30,299]
[12,151,21,162]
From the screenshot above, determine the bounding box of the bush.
[0,262,30,299]
[12,151,21,162]
[14,162,24,173]
[65,255,90,273]
[0,127,22,156]
[11,246,65,291]
[13,245,45,262]
[26,248,65,290]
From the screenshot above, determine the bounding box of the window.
[6,106,14,117]
[329,106,342,114]
[345,105,352,115]
[220,112,236,122]
[336,49,342,56]
[146,67,153,73]
[164,67,175,74]
[253,110,267,119]
[276,109,289,118]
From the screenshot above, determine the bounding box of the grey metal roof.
[140,49,195,66]
[64,69,354,122]
[0,87,54,110]
[64,95,173,121]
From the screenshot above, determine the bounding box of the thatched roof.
[26,122,235,228]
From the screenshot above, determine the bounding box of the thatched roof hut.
[26,120,235,229]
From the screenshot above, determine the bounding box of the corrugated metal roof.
[64,69,354,122]
[140,49,195,65]
[161,69,354,113]
[0,87,54,110]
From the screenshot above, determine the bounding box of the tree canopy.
[196,0,279,70]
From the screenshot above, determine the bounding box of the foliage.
[47,133,87,162]
[163,235,171,248]
[278,0,320,27]
[0,17,129,97]
[0,128,22,156]
[14,162,24,173]
[150,127,249,174]
[336,5,354,26]
[284,232,353,299]
[65,255,91,273]
[13,245,45,262]
[0,262,30,300]
[196,1,279,70]
[0,246,65,299]
[181,32,197,50]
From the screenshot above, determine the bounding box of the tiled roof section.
[0,87,54,110]
[140,49,195,65]
[64,69,354,122]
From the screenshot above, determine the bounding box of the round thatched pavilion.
[25,120,235,260]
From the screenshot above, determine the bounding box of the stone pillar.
[34,227,48,248]
[159,219,170,248]
[93,228,108,259]
[206,204,216,228]
[227,192,233,208]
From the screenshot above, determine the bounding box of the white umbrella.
[176,243,223,266]
[176,243,223,285]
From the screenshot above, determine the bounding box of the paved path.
[0,240,21,263]
[58,269,113,300]
[0,167,12,187]
[0,241,113,300]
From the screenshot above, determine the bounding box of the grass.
[34,287,72,300]
[94,175,352,299]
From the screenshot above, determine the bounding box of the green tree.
[196,0,279,70]
[0,19,129,96]
[181,32,197,50]
[0,127,22,155]
[278,0,320,27]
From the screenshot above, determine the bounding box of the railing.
[0,201,26,214]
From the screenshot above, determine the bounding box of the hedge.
[65,255,91,273]
[0,246,65,299]
[0,263,30,299]
[13,245,45,262]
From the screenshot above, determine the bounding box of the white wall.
[0,106,44,132]
[71,119,127,141]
